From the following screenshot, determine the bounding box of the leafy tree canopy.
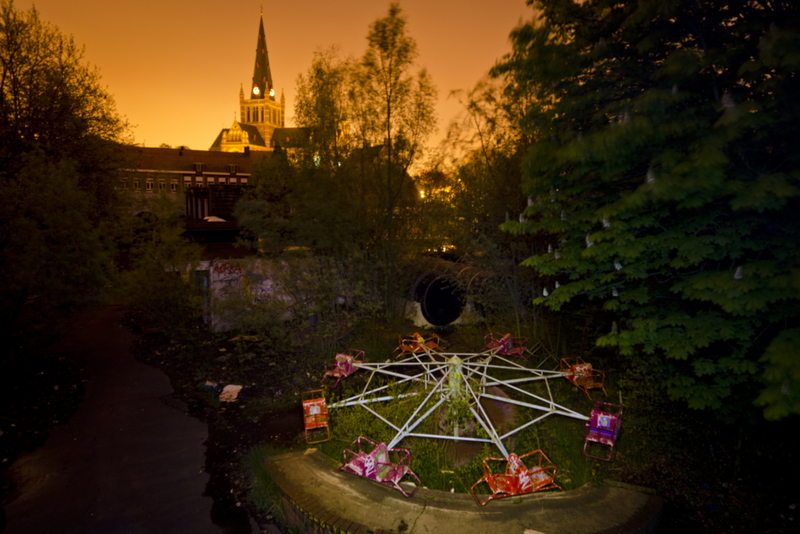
[294,46,353,170]
[355,4,437,252]
[0,0,129,347]
[497,0,800,419]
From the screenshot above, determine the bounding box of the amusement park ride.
[301,332,624,505]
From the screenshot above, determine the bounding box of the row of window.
[121,175,249,192]
[245,106,283,125]
[121,180,176,192]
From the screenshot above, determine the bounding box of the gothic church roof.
[250,15,274,101]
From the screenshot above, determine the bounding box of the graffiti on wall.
[242,271,274,305]
[213,262,242,275]
[208,260,277,305]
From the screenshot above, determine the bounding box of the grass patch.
[309,337,610,495]
[243,443,292,524]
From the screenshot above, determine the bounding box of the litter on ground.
[220,385,243,402]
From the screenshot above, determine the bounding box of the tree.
[121,193,202,338]
[0,0,128,349]
[497,0,800,418]
[442,77,545,329]
[294,46,354,170]
[356,3,437,256]
[238,6,438,316]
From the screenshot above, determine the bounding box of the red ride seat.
[470,450,562,506]
[301,389,330,444]
[560,357,607,399]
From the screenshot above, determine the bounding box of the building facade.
[120,145,268,219]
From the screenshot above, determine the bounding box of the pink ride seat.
[483,332,532,360]
[339,436,421,497]
[322,349,364,388]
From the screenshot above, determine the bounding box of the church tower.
[210,13,285,152]
[249,15,273,103]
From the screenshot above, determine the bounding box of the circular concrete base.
[265,449,662,534]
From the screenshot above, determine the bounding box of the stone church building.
[209,14,288,153]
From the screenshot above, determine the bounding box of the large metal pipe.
[406,258,496,327]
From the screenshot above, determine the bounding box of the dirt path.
[2,304,244,534]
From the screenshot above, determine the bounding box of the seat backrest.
[591,411,617,432]
[527,466,553,490]
[303,398,325,416]
[303,398,327,429]
[574,363,593,378]
[372,443,389,465]
[336,354,352,373]
[375,462,396,482]
[505,453,524,475]
[359,453,377,478]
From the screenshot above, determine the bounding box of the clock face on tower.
[269,88,275,97]
[253,86,260,96]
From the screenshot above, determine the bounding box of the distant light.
[420,190,425,199]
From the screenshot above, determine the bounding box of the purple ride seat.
[583,401,623,461]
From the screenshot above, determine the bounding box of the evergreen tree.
[497,0,800,418]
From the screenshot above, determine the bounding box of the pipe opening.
[421,275,465,326]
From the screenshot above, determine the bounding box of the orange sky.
[18,0,532,152]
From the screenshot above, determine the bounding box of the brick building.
[120,145,267,219]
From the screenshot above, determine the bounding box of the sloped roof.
[209,130,226,151]
[240,123,267,147]
[270,127,311,149]
[121,145,270,173]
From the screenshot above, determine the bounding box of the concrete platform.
[266,449,662,534]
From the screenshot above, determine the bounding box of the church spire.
[250,14,274,101]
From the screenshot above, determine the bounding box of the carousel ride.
[303,332,623,505]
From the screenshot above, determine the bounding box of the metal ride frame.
[326,343,592,458]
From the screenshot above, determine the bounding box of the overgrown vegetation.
[0,0,129,356]
[120,193,203,339]
[6,0,797,532]
[495,0,800,420]
[244,444,287,525]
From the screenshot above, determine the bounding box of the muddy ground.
[0,346,86,531]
